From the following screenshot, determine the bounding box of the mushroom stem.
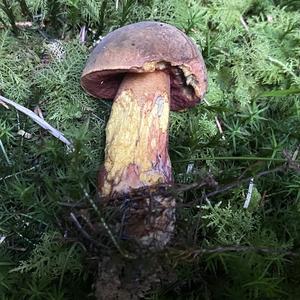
[100,71,172,195]
[99,71,175,248]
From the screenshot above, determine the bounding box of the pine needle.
[0,139,10,164]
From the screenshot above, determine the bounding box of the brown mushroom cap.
[81,21,207,111]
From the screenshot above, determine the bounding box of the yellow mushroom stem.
[99,71,175,248]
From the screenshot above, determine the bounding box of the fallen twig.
[0,139,11,165]
[69,212,100,247]
[0,100,9,109]
[174,245,300,259]
[204,165,285,200]
[0,21,32,29]
[240,16,249,32]
[0,95,73,149]
[0,166,37,181]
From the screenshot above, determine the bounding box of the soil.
[94,254,176,300]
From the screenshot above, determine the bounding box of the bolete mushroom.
[81,21,207,249]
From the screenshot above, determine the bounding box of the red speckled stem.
[99,71,173,196]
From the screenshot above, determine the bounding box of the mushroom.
[81,21,207,249]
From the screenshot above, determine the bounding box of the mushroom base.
[104,185,176,249]
[99,71,175,248]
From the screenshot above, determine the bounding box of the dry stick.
[240,15,249,32]
[69,212,100,248]
[6,245,27,252]
[0,166,37,181]
[173,164,286,208]
[214,116,225,140]
[154,163,288,208]
[0,95,73,149]
[0,21,32,29]
[0,139,11,165]
[203,98,225,140]
[177,245,300,258]
[203,165,285,200]
[292,144,300,161]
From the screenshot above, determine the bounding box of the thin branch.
[175,156,292,163]
[0,21,32,29]
[204,165,285,200]
[0,166,37,181]
[69,212,99,247]
[0,95,73,149]
[6,245,27,252]
[175,245,300,259]
[0,139,11,165]
[215,116,225,140]
[240,15,249,32]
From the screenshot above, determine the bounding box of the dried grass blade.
[0,95,73,148]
